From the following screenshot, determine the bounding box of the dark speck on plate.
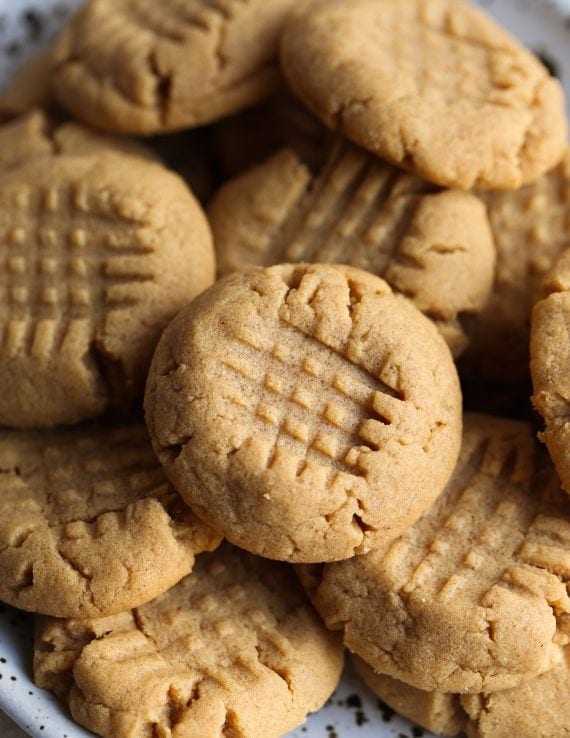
[346,694,362,709]
[377,700,395,722]
[355,710,368,726]
[4,41,21,57]
[22,9,44,42]
[412,727,425,737]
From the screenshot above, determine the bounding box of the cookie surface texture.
[0,110,159,175]
[0,422,220,618]
[462,150,570,381]
[297,413,570,692]
[52,0,302,134]
[209,137,495,356]
[0,148,214,427]
[531,249,570,495]
[146,263,462,563]
[354,651,570,738]
[281,0,567,190]
[34,544,344,738]
[353,656,465,736]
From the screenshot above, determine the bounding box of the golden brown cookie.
[145,263,462,563]
[0,145,214,428]
[0,422,220,618]
[0,109,158,175]
[531,249,570,496]
[209,137,495,356]
[354,652,570,738]
[51,0,304,134]
[297,413,570,693]
[461,150,570,381]
[353,656,465,736]
[281,0,567,190]
[34,543,344,738]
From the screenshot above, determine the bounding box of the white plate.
[0,1,569,736]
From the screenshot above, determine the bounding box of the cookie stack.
[0,0,568,736]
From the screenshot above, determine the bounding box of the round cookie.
[0,109,159,175]
[0,422,220,618]
[145,263,462,563]
[209,136,496,356]
[281,0,567,190]
[461,150,570,382]
[353,651,570,738]
[0,145,214,427]
[531,249,570,495]
[34,543,344,738]
[297,413,570,693]
[51,0,304,134]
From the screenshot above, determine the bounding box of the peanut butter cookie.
[281,0,567,190]
[146,263,462,563]
[0,109,158,174]
[52,0,304,134]
[531,249,570,495]
[297,414,570,693]
[0,422,220,618]
[209,137,495,356]
[461,150,570,381]
[34,543,344,738]
[354,651,570,738]
[0,145,214,427]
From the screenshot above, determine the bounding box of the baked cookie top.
[0,109,158,174]
[34,543,344,738]
[298,413,570,692]
[0,422,220,618]
[0,143,214,427]
[281,0,567,190]
[354,650,570,738]
[531,249,570,496]
[51,0,303,134]
[462,149,570,382]
[145,263,462,563]
[209,136,495,356]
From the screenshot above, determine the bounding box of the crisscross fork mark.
[0,182,154,356]
[393,442,533,604]
[220,331,395,478]
[264,139,430,274]
[0,430,169,526]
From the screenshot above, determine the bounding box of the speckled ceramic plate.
[0,0,569,737]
